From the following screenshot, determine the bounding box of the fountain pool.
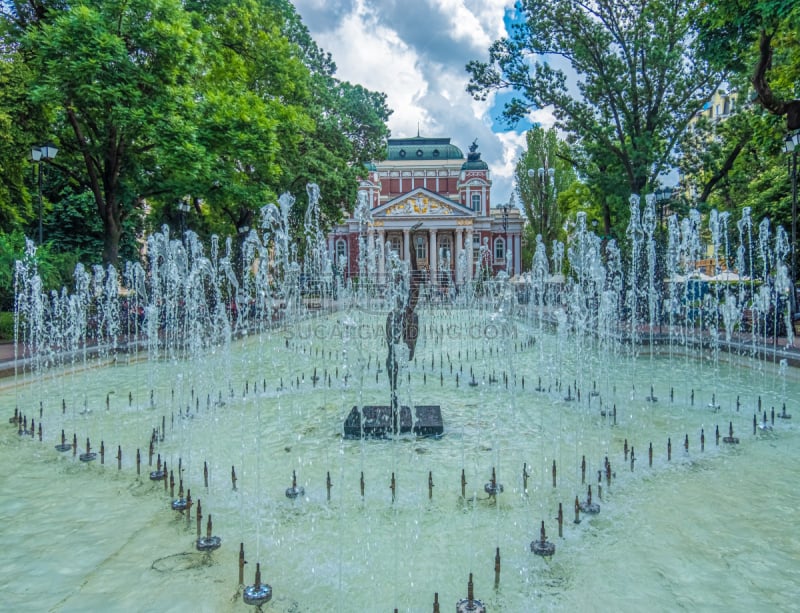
[3,191,800,611]
[2,304,799,612]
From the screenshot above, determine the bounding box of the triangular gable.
[372,187,473,218]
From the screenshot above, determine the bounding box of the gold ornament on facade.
[385,196,454,216]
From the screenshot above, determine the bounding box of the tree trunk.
[101,195,122,268]
[752,30,800,130]
[602,200,612,238]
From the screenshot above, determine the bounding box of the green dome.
[386,137,464,161]
[461,159,488,170]
[461,139,488,170]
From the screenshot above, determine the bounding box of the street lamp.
[784,129,800,291]
[654,187,673,229]
[30,143,58,244]
[527,166,556,240]
[177,196,191,238]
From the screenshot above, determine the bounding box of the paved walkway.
[0,342,16,363]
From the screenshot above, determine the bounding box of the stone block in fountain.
[343,405,442,438]
[413,405,443,436]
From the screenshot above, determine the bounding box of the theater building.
[328,136,522,287]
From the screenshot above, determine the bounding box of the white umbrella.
[710,270,741,282]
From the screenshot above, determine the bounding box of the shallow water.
[1,307,798,612]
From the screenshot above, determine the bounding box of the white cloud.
[293,0,522,204]
[528,106,557,130]
[306,2,432,137]
[464,0,514,41]
[492,131,527,192]
[430,0,493,49]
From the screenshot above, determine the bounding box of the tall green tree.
[514,127,577,251]
[677,100,787,212]
[177,0,390,252]
[2,0,391,268]
[696,1,800,283]
[20,0,204,266]
[697,0,800,130]
[171,0,313,240]
[0,19,51,229]
[261,0,390,229]
[467,0,724,240]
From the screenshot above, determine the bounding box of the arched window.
[494,237,505,261]
[471,193,481,212]
[335,238,348,264]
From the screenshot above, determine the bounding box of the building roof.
[385,136,464,162]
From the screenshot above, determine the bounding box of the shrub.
[0,311,15,342]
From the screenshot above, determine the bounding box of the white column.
[377,229,385,282]
[367,228,375,281]
[465,229,473,281]
[455,228,463,286]
[429,229,438,286]
[403,229,410,265]
[514,233,521,274]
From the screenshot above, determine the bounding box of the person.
[386,222,423,416]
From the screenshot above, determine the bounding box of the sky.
[292,0,556,207]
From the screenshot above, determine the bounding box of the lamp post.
[654,187,673,229]
[177,197,191,238]
[30,143,58,244]
[784,129,800,292]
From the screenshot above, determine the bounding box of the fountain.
[2,186,799,611]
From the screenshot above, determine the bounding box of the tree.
[18,0,204,266]
[0,21,52,230]
[2,0,391,268]
[697,1,800,130]
[677,100,789,211]
[261,0,391,231]
[696,2,800,284]
[180,0,390,261]
[514,127,577,253]
[467,0,724,239]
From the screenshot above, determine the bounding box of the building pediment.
[373,188,473,218]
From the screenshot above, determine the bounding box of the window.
[415,235,426,260]
[389,235,401,257]
[471,193,481,212]
[335,239,348,263]
[438,236,451,267]
[473,234,481,262]
[494,238,505,261]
